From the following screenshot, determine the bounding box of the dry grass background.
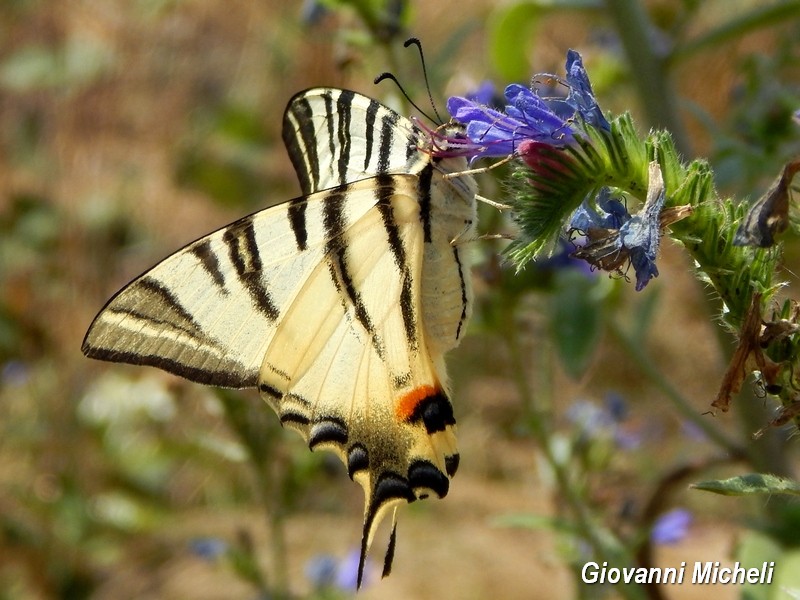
[1,1,798,599]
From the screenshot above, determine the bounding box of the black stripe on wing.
[452,246,469,341]
[190,239,227,291]
[376,108,400,174]
[282,95,318,196]
[417,164,434,243]
[90,349,256,388]
[363,98,380,172]
[223,215,280,321]
[374,174,418,351]
[335,90,355,186]
[322,188,385,360]
[287,197,308,252]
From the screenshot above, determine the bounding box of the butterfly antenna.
[374,71,437,124]
[403,37,444,124]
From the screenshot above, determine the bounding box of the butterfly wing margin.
[282,88,429,195]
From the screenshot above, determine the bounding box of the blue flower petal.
[189,537,229,561]
[651,508,692,544]
[565,49,610,131]
[305,554,338,589]
[619,178,666,291]
[570,189,630,233]
[465,80,497,105]
[446,51,605,160]
[335,549,364,591]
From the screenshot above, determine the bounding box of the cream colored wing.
[82,175,461,585]
[282,87,430,195]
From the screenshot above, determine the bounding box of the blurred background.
[1,1,800,599]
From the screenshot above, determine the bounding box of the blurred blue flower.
[566,394,642,450]
[189,537,229,561]
[604,391,628,422]
[305,554,338,589]
[651,508,692,544]
[1,360,30,387]
[305,549,369,592]
[447,50,606,159]
[335,549,363,591]
[681,420,707,442]
[300,0,328,25]
[567,399,614,439]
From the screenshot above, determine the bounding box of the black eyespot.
[408,460,449,499]
[405,391,455,434]
[347,444,369,478]
[308,417,349,449]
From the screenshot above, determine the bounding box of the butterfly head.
[412,116,484,161]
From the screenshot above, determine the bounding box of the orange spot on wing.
[395,385,438,421]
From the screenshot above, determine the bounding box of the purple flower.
[447,50,606,159]
[651,509,692,544]
[533,239,596,277]
[569,164,667,291]
[335,549,363,591]
[621,223,661,290]
[465,80,498,105]
[189,537,229,561]
[563,49,610,131]
[570,189,628,233]
[447,86,572,159]
[305,549,369,592]
[305,554,338,589]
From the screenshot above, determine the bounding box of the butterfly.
[82,87,478,586]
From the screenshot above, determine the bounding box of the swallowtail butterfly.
[82,87,478,584]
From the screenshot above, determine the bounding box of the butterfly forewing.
[283,87,428,195]
[83,88,477,584]
[83,182,385,387]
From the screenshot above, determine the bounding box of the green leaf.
[549,269,607,379]
[692,473,800,496]
[772,550,800,598]
[736,531,782,600]
[488,3,543,82]
[488,0,601,82]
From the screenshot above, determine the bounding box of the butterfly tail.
[357,492,406,589]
